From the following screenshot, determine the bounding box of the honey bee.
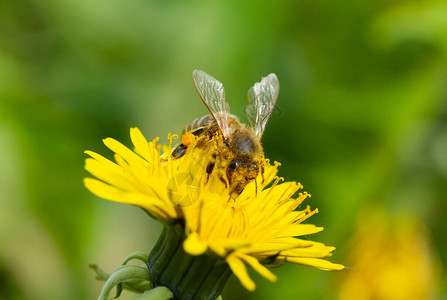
[172,70,279,195]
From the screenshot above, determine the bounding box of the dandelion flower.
[84,127,344,299]
[337,208,440,300]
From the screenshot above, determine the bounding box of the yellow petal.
[283,244,336,258]
[242,239,314,255]
[85,150,122,173]
[261,162,279,187]
[236,253,277,282]
[226,254,256,291]
[84,178,172,219]
[287,257,345,270]
[103,137,147,169]
[218,239,252,251]
[84,158,136,193]
[120,192,176,219]
[277,224,324,237]
[183,232,208,255]
[84,178,124,202]
[130,127,152,162]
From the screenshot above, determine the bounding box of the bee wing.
[246,73,279,139]
[192,70,230,139]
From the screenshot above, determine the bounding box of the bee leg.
[255,178,258,196]
[171,144,187,159]
[261,166,265,184]
[205,162,215,184]
[219,176,228,188]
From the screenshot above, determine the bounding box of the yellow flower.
[337,208,441,300]
[84,127,343,293]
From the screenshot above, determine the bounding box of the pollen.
[182,132,195,146]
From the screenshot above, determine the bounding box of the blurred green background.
[1,0,446,299]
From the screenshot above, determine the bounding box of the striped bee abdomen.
[172,115,215,159]
[183,115,214,134]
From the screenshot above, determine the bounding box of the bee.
[172,70,279,196]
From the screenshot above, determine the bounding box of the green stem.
[147,225,231,300]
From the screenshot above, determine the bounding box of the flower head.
[337,208,440,300]
[84,127,343,292]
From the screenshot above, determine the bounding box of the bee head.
[226,160,259,195]
[228,161,258,174]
